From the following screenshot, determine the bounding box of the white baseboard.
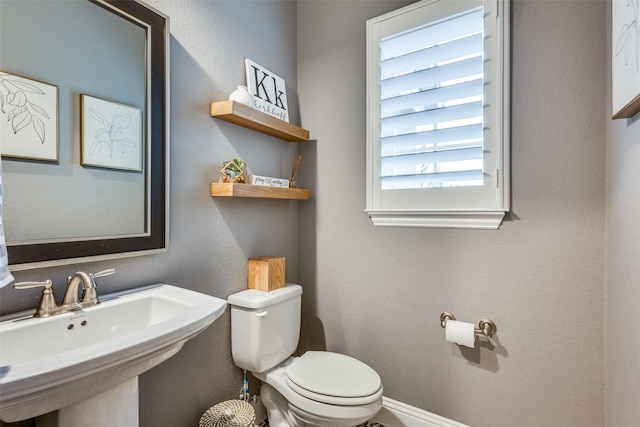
[253,395,468,427]
[372,397,470,427]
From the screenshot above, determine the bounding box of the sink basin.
[0,284,227,422]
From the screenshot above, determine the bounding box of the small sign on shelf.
[248,174,290,188]
[245,58,289,123]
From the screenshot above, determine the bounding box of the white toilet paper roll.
[445,320,476,348]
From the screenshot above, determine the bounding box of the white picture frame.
[612,0,640,119]
[81,94,143,171]
[0,71,59,161]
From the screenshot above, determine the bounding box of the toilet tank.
[228,284,302,373]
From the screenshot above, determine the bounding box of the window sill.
[366,210,507,229]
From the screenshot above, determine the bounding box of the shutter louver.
[378,7,484,190]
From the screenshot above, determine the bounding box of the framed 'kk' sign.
[245,58,289,122]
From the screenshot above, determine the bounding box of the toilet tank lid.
[227,283,302,309]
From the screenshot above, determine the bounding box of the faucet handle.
[13,279,60,318]
[81,268,114,307]
[92,268,115,278]
[14,279,54,291]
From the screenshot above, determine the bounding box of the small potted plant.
[220,158,246,183]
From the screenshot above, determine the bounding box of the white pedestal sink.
[35,378,139,427]
[0,284,227,424]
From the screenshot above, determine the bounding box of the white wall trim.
[374,397,470,427]
[366,210,506,229]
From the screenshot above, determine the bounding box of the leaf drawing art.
[0,72,51,144]
[81,95,142,171]
[615,0,640,72]
[88,108,136,159]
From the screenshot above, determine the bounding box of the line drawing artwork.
[615,0,639,73]
[81,94,142,171]
[88,108,135,159]
[0,73,49,142]
[0,72,58,161]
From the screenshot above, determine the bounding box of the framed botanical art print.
[81,94,143,171]
[612,0,640,119]
[0,71,59,161]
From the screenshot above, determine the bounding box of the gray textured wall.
[297,1,607,426]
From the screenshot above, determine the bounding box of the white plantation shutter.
[379,8,484,190]
[366,0,510,229]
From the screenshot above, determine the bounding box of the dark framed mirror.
[1,0,169,270]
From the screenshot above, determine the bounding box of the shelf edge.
[210,183,310,200]
[210,101,310,142]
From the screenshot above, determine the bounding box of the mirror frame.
[8,0,169,270]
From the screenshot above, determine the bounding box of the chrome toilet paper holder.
[440,312,497,338]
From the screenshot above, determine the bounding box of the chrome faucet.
[13,268,115,318]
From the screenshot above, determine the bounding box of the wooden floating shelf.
[210,100,310,142]
[210,183,310,200]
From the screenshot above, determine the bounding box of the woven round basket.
[199,400,255,427]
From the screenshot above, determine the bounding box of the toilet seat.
[254,357,383,426]
[284,351,382,406]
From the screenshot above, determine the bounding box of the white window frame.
[366,0,510,229]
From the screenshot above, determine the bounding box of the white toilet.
[228,284,383,427]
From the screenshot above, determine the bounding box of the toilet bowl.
[256,353,382,427]
[228,284,383,427]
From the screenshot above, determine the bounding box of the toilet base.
[261,383,304,427]
[260,383,376,427]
